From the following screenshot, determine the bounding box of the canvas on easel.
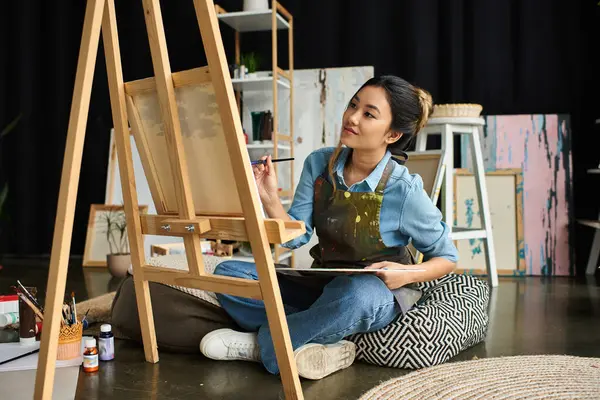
[35,1,305,399]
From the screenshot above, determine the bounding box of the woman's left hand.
[365,261,422,290]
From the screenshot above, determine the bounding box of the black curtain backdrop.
[1,0,599,275]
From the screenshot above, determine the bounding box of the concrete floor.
[1,257,599,399]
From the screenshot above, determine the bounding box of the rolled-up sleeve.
[399,177,458,263]
[281,154,319,249]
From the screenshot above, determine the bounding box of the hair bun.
[414,87,433,132]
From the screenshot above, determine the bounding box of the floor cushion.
[346,273,490,369]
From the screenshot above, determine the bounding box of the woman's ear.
[386,131,403,145]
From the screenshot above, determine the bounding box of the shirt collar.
[334,147,393,191]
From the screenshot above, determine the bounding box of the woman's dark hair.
[358,75,433,154]
[328,76,433,186]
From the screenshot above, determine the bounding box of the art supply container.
[98,324,115,361]
[0,312,19,327]
[18,296,36,344]
[83,338,99,373]
[57,321,83,360]
[251,111,265,142]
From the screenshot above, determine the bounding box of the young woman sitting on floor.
[199,75,458,380]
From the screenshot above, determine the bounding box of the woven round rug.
[359,355,600,400]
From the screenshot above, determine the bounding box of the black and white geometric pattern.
[346,273,490,369]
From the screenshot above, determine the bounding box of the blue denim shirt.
[282,147,458,263]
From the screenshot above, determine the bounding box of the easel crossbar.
[142,266,263,299]
[140,214,305,243]
[124,66,211,95]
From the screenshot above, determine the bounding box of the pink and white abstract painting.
[462,114,574,276]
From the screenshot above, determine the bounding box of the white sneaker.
[200,328,261,362]
[294,340,356,380]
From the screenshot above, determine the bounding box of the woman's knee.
[330,274,395,309]
[214,261,258,280]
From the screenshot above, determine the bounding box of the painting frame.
[83,204,148,268]
[404,150,447,263]
[453,168,525,276]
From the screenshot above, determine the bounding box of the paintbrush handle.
[251,157,294,165]
[17,293,44,321]
[16,281,43,311]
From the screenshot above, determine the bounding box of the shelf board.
[587,169,600,174]
[217,10,290,32]
[231,76,290,91]
[578,219,600,230]
[247,142,291,151]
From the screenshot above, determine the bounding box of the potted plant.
[0,114,21,265]
[97,207,131,277]
[241,52,260,79]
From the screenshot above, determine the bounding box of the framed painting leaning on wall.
[453,168,525,276]
[83,204,148,267]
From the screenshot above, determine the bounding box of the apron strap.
[375,158,396,194]
[391,150,409,165]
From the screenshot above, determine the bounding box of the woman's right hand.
[253,155,279,205]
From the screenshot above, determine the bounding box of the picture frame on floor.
[83,204,148,267]
[453,168,525,276]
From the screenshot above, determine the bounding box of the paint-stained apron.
[278,154,422,315]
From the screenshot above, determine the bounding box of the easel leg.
[33,0,106,398]
[141,0,207,278]
[102,0,158,362]
[441,125,454,229]
[470,126,498,287]
[585,212,600,275]
[192,1,303,398]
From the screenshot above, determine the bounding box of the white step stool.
[416,117,498,287]
[581,166,600,275]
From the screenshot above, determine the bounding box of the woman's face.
[340,85,401,152]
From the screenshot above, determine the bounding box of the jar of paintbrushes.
[57,292,82,360]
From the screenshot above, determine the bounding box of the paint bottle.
[82,338,99,373]
[98,324,115,361]
[0,312,19,327]
[18,297,36,345]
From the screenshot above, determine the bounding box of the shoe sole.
[294,340,356,380]
[199,328,259,361]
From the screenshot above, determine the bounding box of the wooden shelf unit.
[216,2,295,266]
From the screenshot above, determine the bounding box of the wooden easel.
[34,0,305,399]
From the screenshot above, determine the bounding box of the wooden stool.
[416,117,498,287]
